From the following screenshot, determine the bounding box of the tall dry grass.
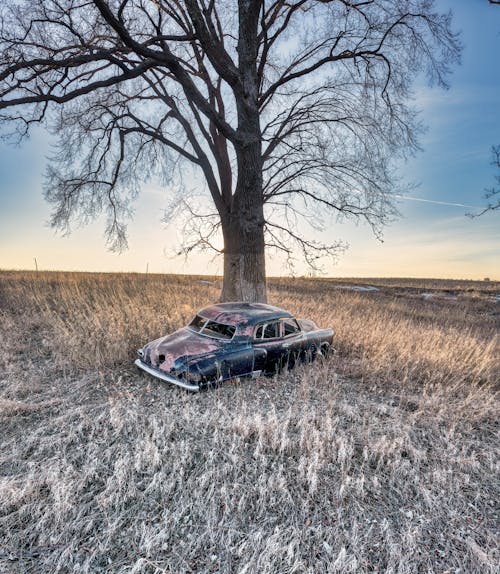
[1,271,498,392]
[0,271,498,573]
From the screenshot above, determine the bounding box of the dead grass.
[0,398,60,417]
[0,271,498,573]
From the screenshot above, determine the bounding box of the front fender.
[191,346,257,381]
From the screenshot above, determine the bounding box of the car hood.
[143,327,226,372]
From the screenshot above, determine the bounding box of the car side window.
[263,321,280,339]
[283,318,300,336]
[254,321,282,340]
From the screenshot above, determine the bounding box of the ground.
[0,272,498,573]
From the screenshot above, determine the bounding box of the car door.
[252,320,284,374]
[220,343,255,379]
[280,318,304,367]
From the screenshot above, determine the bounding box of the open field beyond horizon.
[0,271,499,573]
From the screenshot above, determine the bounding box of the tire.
[276,353,284,373]
[208,361,228,388]
[301,348,314,364]
[318,343,332,361]
[198,378,209,392]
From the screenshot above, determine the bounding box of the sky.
[0,0,499,280]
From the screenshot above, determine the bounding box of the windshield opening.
[189,315,235,339]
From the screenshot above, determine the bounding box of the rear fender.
[252,347,267,373]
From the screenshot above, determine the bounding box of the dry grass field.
[0,271,498,573]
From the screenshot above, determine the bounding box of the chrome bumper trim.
[134,359,200,392]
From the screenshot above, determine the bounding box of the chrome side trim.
[134,359,200,392]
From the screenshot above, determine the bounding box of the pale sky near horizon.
[0,0,499,280]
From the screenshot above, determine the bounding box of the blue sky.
[0,0,499,279]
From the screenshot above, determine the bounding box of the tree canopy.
[0,0,461,300]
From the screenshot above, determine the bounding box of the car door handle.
[283,343,290,348]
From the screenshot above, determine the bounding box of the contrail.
[393,194,480,209]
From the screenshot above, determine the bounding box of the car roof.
[197,302,293,326]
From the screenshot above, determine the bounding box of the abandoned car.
[135,302,334,391]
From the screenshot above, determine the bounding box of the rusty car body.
[135,302,334,391]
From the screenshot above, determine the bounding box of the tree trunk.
[219,0,267,303]
[220,225,267,303]
[220,144,267,302]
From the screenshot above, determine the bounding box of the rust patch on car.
[146,327,222,371]
[238,324,255,337]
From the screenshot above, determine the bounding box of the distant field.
[0,271,498,573]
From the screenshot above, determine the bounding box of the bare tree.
[480,3,500,213]
[0,0,460,302]
[473,145,500,215]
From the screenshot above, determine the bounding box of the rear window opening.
[283,319,300,336]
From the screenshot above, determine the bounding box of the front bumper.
[134,359,200,392]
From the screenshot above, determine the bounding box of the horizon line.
[0,268,498,283]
